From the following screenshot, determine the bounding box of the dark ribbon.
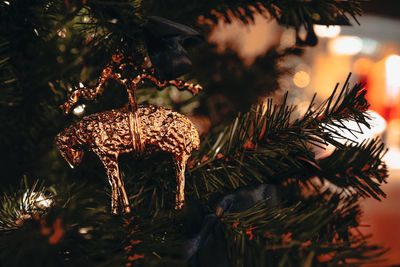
[183,184,280,267]
[143,16,203,80]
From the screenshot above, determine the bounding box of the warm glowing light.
[22,192,53,210]
[73,104,86,115]
[57,28,67,38]
[386,119,400,147]
[353,57,374,76]
[35,194,53,209]
[79,227,93,234]
[386,54,400,89]
[384,148,400,170]
[314,25,341,38]
[328,36,362,55]
[293,71,310,88]
[370,111,387,135]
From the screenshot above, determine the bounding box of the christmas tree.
[0,1,390,266]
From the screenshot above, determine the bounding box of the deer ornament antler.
[61,52,202,115]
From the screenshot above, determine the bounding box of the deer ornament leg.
[174,154,189,210]
[98,152,131,214]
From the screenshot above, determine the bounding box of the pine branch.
[0,176,387,266]
[187,76,384,198]
[75,0,145,54]
[0,177,55,232]
[1,0,363,64]
[220,194,386,266]
[293,74,370,148]
[318,138,388,200]
[0,179,134,266]
[144,0,362,27]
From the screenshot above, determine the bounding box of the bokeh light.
[361,38,378,54]
[293,71,310,88]
[314,25,341,38]
[73,104,86,115]
[328,36,363,55]
[353,57,374,76]
[386,54,400,88]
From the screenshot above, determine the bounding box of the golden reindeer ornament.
[56,53,201,214]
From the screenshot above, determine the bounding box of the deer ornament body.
[55,105,200,214]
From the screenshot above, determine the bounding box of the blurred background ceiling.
[363,0,400,19]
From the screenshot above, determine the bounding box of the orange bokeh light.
[353,57,374,76]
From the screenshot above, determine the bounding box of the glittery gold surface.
[55,105,200,214]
